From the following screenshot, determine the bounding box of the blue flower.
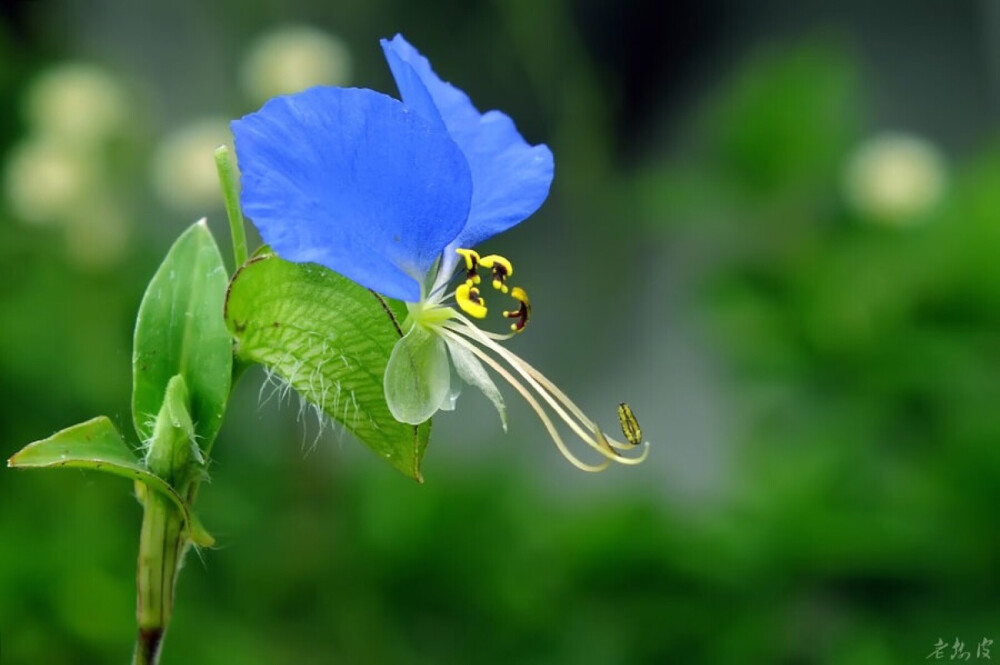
[233,33,553,302]
[232,35,647,471]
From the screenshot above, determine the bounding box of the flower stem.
[132,376,196,664]
[214,144,248,269]
[132,486,187,665]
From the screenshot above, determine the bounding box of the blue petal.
[232,86,472,301]
[381,35,554,256]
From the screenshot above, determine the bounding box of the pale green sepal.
[437,367,463,412]
[384,324,451,425]
[444,336,508,432]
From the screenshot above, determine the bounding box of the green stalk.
[132,375,197,664]
[132,488,187,665]
[214,144,248,269]
[130,144,248,661]
[215,143,255,388]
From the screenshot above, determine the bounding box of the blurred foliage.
[3,1,1000,663]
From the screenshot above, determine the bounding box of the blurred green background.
[4,0,1000,663]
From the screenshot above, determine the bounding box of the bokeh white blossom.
[3,62,134,268]
[241,26,352,104]
[150,118,233,212]
[843,132,947,225]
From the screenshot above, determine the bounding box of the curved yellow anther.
[455,248,481,284]
[503,286,531,332]
[456,248,480,270]
[456,281,487,319]
[479,254,513,293]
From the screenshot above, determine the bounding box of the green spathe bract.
[225,252,431,481]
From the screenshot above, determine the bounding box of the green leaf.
[225,254,431,481]
[6,417,211,544]
[133,220,232,452]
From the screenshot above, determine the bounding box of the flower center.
[452,248,531,333]
[406,297,454,332]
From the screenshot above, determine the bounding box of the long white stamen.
[446,319,598,448]
[448,314,645,453]
[502,344,639,450]
[442,316,648,466]
[476,328,519,342]
[440,328,610,472]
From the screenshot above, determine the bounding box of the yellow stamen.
[455,282,487,319]
[479,254,513,293]
[503,286,531,332]
[455,248,481,284]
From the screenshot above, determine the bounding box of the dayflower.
[232,34,647,471]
